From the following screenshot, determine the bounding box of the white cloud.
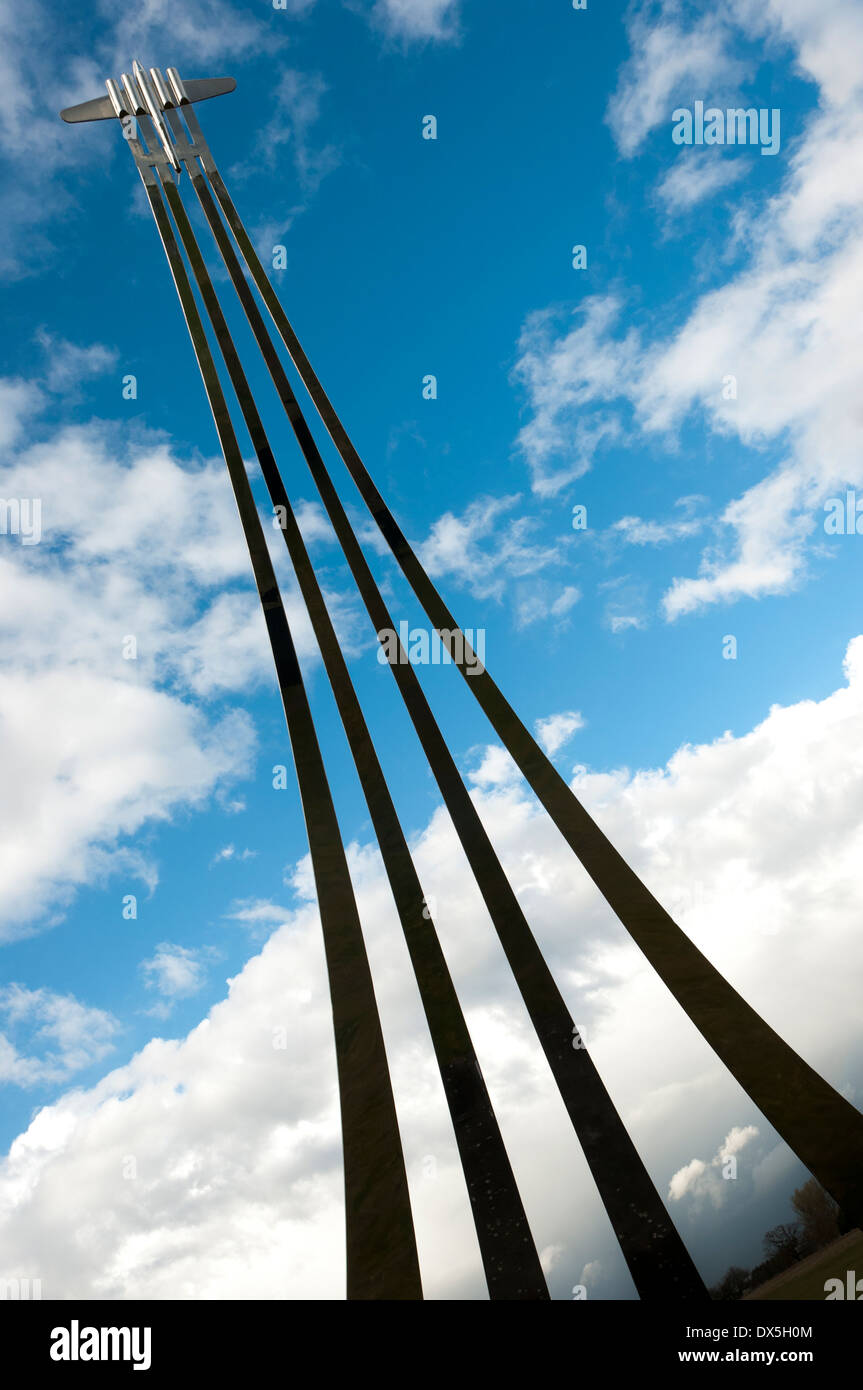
[210,845,256,867]
[140,945,209,1003]
[668,1156,708,1201]
[0,664,253,939]
[466,744,521,790]
[32,331,117,396]
[512,297,637,496]
[669,1123,760,1204]
[720,1124,760,1161]
[736,0,863,110]
[0,376,372,940]
[293,498,338,547]
[605,3,751,158]
[540,1242,564,1274]
[514,583,582,629]
[656,153,747,215]
[612,498,706,546]
[0,393,283,937]
[417,494,563,600]
[515,3,863,616]
[369,0,460,43]
[262,70,339,193]
[96,0,279,75]
[245,68,341,250]
[3,637,863,1295]
[0,379,43,450]
[551,585,581,618]
[579,1259,603,1288]
[172,593,278,698]
[0,985,119,1087]
[534,710,584,757]
[599,575,650,634]
[224,900,293,933]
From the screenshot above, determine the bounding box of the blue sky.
[2,0,863,1299]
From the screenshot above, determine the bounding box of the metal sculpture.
[61,66,863,1300]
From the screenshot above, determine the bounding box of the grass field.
[744,1230,863,1301]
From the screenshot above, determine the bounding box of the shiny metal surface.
[60,73,236,124]
[119,72,146,117]
[165,67,189,105]
[132,60,180,171]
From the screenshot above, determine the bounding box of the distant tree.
[748,1223,804,1287]
[790,1179,841,1254]
[710,1265,751,1301]
[762,1223,802,1263]
[724,1185,845,1299]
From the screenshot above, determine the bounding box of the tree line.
[711,1179,842,1299]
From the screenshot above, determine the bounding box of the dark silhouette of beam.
[177,107,707,1301]
[126,113,421,1301]
[188,106,863,1233]
[157,108,549,1302]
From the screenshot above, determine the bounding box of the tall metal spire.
[61,65,863,1297]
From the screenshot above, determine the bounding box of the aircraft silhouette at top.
[60,63,235,172]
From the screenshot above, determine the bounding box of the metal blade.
[162,105,551,1302]
[181,104,710,1303]
[185,106,863,1240]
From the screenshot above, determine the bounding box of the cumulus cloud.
[668,1156,708,1202]
[534,710,584,757]
[0,380,371,938]
[0,400,262,936]
[2,637,863,1296]
[669,1124,760,1205]
[721,1124,760,1162]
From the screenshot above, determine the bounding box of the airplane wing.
[60,77,237,124]
[59,94,115,124]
